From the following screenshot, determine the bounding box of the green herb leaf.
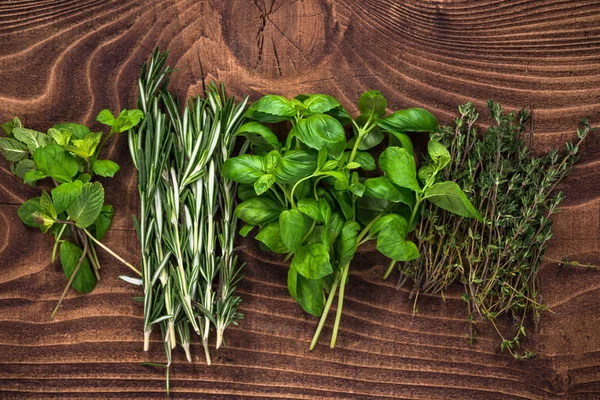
[378,108,438,133]
[297,198,322,221]
[0,137,28,162]
[379,146,420,192]
[274,149,318,184]
[17,197,42,228]
[302,94,341,115]
[59,241,96,293]
[296,273,324,316]
[33,143,78,183]
[12,127,52,153]
[92,159,120,177]
[279,209,305,252]
[94,204,114,240]
[357,195,388,226]
[364,176,415,206]
[239,224,255,237]
[338,220,360,267]
[428,140,451,170]
[52,123,90,140]
[387,131,414,155]
[263,150,280,173]
[1,117,22,137]
[291,243,332,279]
[68,132,102,159]
[255,222,289,253]
[96,109,116,127]
[223,154,264,184]
[23,170,47,185]
[12,159,36,180]
[244,95,296,123]
[254,173,276,195]
[331,189,354,221]
[418,164,436,183]
[47,128,72,146]
[358,90,387,118]
[39,190,57,220]
[66,182,105,228]
[295,114,346,159]
[375,215,420,261]
[235,122,281,151]
[324,212,344,247]
[350,151,376,171]
[235,197,283,225]
[51,181,83,214]
[349,114,385,150]
[110,109,144,133]
[423,181,482,221]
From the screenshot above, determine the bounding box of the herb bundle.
[0,111,142,318]
[224,91,481,349]
[397,101,589,357]
[128,50,247,390]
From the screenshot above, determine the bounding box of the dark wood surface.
[1,0,600,398]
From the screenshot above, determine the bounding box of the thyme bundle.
[127,50,246,391]
[396,101,589,357]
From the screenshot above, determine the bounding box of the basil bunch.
[0,110,143,318]
[224,90,482,349]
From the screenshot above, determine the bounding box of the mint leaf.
[0,137,28,162]
[68,132,102,159]
[94,204,114,240]
[51,181,84,214]
[52,123,90,140]
[23,170,47,185]
[17,197,42,228]
[33,144,78,183]
[12,159,36,180]
[13,127,52,153]
[96,109,115,127]
[67,182,105,228]
[59,241,96,293]
[92,159,120,177]
[47,128,72,146]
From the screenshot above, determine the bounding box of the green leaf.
[12,127,52,153]
[52,123,90,140]
[323,212,343,247]
[235,122,281,151]
[292,243,332,279]
[68,132,102,159]
[295,114,346,159]
[59,241,96,293]
[238,184,258,201]
[349,114,385,150]
[235,197,283,225]
[254,173,275,195]
[424,181,483,221]
[255,222,289,253]
[296,273,324,316]
[379,146,420,192]
[39,190,57,220]
[223,155,264,184]
[321,160,338,171]
[239,224,255,237]
[12,159,36,180]
[23,170,47,185]
[330,190,354,221]
[17,197,41,228]
[349,181,365,197]
[357,195,388,226]
[302,94,341,115]
[66,182,105,228]
[274,149,318,184]
[94,204,114,240]
[350,151,376,171]
[319,198,331,224]
[76,173,91,183]
[297,198,322,221]
[375,215,420,261]
[96,109,115,126]
[358,90,387,118]
[428,140,451,170]
[346,162,361,170]
[0,137,28,162]
[317,147,328,171]
[337,220,360,267]
[244,95,296,123]
[47,128,72,146]
[91,159,120,177]
[51,181,84,214]
[288,265,299,300]
[31,211,55,233]
[1,117,22,137]
[110,109,144,133]
[326,106,353,126]
[263,150,280,173]
[387,131,414,155]
[418,164,436,183]
[378,108,438,133]
[279,209,305,252]
[364,176,415,206]
[321,170,349,191]
[33,144,78,183]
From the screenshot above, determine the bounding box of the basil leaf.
[33,144,78,183]
[67,182,105,229]
[295,114,346,159]
[254,173,275,196]
[60,241,96,293]
[330,189,354,221]
[302,94,341,115]
[279,209,305,252]
[319,198,331,224]
[235,197,283,225]
[0,137,28,162]
[428,140,451,170]
[350,151,376,171]
[326,106,353,126]
[51,181,84,214]
[387,131,414,155]
[263,150,280,173]
[17,197,42,228]
[297,198,322,221]
[239,224,255,237]
[357,195,388,226]
[378,108,438,133]
[288,265,299,300]
[238,184,258,201]
[424,181,482,221]
[245,95,296,123]
[52,123,90,140]
[418,164,436,183]
[255,222,289,253]
[94,204,114,240]
[12,127,52,153]
[236,122,281,151]
[274,149,318,184]
[358,90,387,118]
[223,154,264,184]
[291,243,332,279]
[376,215,420,261]
[364,176,415,206]
[296,274,324,316]
[92,159,120,177]
[324,212,344,247]
[379,146,420,192]
[349,114,385,150]
[337,220,360,267]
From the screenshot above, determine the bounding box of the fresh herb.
[225,90,481,349]
[394,101,590,358]
[128,50,247,392]
[0,110,143,318]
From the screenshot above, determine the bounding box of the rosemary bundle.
[127,50,246,390]
[397,101,589,357]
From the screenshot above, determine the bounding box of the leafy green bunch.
[224,90,482,349]
[0,110,143,318]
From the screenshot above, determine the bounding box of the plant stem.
[310,276,340,351]
[83,229,141,276]
[383,260,396,280]
[330,263,350,348]
[50,236,89,320]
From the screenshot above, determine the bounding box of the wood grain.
[1,0,600,398]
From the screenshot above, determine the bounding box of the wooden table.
[1,1,599,398]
